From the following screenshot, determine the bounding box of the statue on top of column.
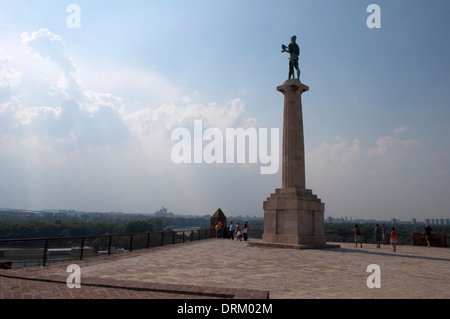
[281,35,301,80]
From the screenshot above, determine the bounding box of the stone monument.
[210,208,227,228]
[210,208,227,238]
[253,36,338,249]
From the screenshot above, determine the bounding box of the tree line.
[0,216,212,240]
[1,211,448,242]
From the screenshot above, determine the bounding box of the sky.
[0,0,449,220]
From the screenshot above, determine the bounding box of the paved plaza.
[0,238,449,299]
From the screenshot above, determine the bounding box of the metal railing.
[323,231,449,246]
[2,228,447,269]
[223,227,450,247]
[0,229,211,268]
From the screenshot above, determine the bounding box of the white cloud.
[393,126,407,134]
[0,29,264,213]
[306,134,429,219]
[14,105,61,125]
[368,135,423,156]
[307,134,424,180]
[125,98,256,139]
[308,136,364,169]
[0,56,21,89]
[76,64,183,112]
[21,29,76,75]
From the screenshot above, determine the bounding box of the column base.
[259,187,339,249]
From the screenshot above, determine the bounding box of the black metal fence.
[236,227,450,246]
[0,229,211,269]
[2,228,448,269]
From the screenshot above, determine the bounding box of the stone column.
[253,79,339,249]
[278,79,308,189]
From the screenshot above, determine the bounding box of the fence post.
[80,237,85,260]
[108,235,112,255]
[182,231,185,243]
[191,230,194,241]
[129,234,133,252]
[43,239,49,267]
[147,232,151,249]
[161,232,164,246]
[172,231,175,244]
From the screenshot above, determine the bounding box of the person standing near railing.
[229,221,235,240]
[382,224,388,245]
[424,224,433,247]
[215,223,220,238]
[354,224,362,248]
[243,222,249,242]
[219,219,225,238]
[374,224,382,248]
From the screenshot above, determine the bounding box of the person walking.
[354,224,362,248]
[390,227,398,252]
[424,224,433,246]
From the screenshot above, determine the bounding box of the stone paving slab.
[1,238,449,299]
[0,275,214,299]
[0,240,269,299]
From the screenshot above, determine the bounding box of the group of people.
[353,223,434,252]
[215,220,249,242]
[353,223,398,252]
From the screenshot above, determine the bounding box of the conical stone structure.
[210,208,227,228]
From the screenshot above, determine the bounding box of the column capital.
[277,79,309,94]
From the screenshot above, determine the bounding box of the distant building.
[154,206,175,217]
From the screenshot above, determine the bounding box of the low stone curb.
[0,270,269,299]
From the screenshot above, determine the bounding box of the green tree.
[126,220,154,233]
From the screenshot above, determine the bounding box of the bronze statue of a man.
[281,35,300,80]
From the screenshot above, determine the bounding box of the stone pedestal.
[261,187,327,247]
[254,79,338,249]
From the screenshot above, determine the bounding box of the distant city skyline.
[2,206,448,227]
[1,1,450,220]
